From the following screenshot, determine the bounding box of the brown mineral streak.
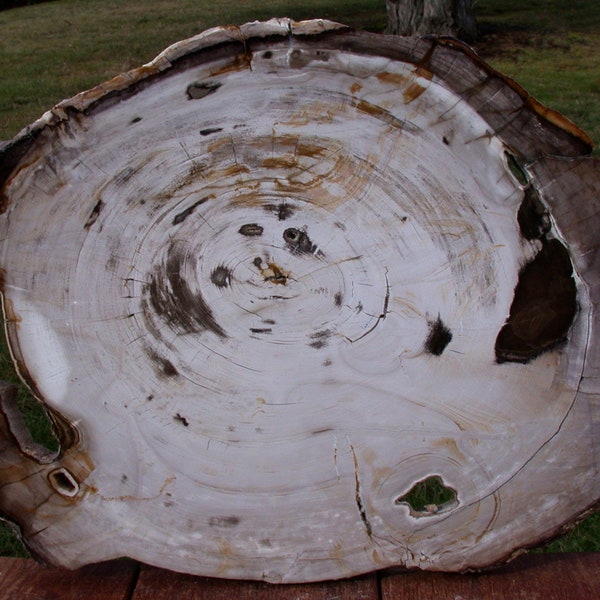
[377,72,408,86]
[94,475,175,503]
[261,156,297,170]
[403,82,427,104]
[376,67,432,104]
[350,81,363,94]
[1,296,22,325]
[210,52,253,77]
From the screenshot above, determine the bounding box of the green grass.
[0,521,29,558]
[0,0,386,140]
[539,511,600,554]
[474,0,600,153]
[0,0,599,558]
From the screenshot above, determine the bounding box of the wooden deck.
[0,553,599,599]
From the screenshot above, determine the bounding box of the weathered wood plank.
[381,553,600,599]
[132,567,379,600]
[0,557,138,600]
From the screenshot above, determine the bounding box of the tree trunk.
[0,18,599,583]
[385,0,477,42]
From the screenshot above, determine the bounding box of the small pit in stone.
[283,228,322,257]
[174,413,189,427]
[239,223,264,237]
[186,81,221,100]
[211,265,232,288]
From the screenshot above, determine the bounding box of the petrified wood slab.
[0,19,599,583]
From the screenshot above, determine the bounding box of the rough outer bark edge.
[0,18,593,190]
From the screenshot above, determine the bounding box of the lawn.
[0,0,599,557]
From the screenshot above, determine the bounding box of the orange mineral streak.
[432,36,594,150]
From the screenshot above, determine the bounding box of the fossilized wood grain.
[0,19,599,583]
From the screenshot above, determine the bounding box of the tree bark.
[385,0,477,42]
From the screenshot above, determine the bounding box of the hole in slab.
[210,265,232,288]
[495,239,576,363]
[239,223,264,237]
[0,378,63,461]
[395,475,457,517]
[186,81,221,100]
[48,468,79,498]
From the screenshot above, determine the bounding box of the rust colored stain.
[350,81,363,94]
[403,82,427,104]
[262,156,298,170]
[296,143,329,159]
[210,53,253,77]
[1,296,22,326]
[415,66,433,81]
[377,72,408,86]
[259,262,289,285]
[352,99,406,129]
[403,69,432,104]
[377,67,432,104]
